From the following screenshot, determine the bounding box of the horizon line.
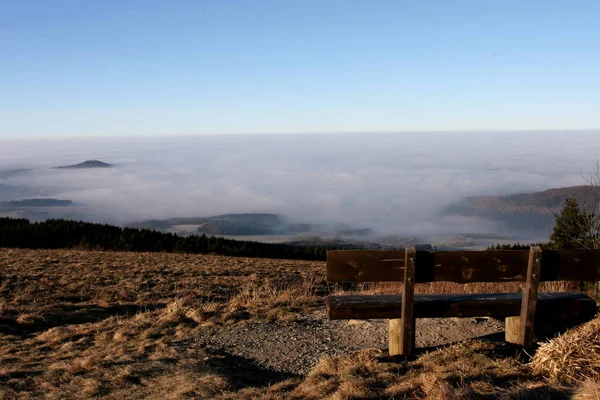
[2,128,600,141]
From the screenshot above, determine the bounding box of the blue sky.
[1,0,599,138]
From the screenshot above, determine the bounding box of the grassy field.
[0,248,598,399]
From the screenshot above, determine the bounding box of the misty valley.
[1,133,597,250]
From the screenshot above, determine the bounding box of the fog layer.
[1,132,598,238]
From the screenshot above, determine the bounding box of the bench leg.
[507,246,543,347]
[398,246,417,356]
[389,247,418,356]
[389,319,401,356]
[505,316,520,344]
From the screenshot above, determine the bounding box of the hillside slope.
[445,185,599,236]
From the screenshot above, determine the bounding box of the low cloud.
[0,132,598,239]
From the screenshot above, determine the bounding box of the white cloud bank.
[0,131,598,237]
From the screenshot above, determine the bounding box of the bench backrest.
[327,248,600,283]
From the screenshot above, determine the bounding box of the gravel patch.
[195,311,505,375]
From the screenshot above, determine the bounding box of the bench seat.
[328,292,597,320]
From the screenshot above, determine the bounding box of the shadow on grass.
[379,312,598,365]
[378,331,528,364]
[0,303,163,337]
[0,369,44,382]
[461,385,573,400]
[205,348,300,390]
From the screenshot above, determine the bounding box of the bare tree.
[582,157,600,249]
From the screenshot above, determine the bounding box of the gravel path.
[195,311,505,375]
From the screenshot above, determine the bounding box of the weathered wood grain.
[505,316,520,344]
[432,251,529,283]
[328,292,597,320]
[388,319,402,357]
[389,248,411,356]
[326,249,600,283]
[540,250,600,281]
[327,250,405,282]
[519,246,542,347]
[399,246,416,356]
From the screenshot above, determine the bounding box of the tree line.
[490,193,600,250]
[1,188,599,258]
[0,218,352,261]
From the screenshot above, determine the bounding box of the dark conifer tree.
[550,198,593,249]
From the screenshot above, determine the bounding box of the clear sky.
[1,0,599,138]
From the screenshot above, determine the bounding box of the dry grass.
[573,380,600,400]
[0,247,595,399]
[335,280,574,296]
[531,315,600,385]
[0,248,325,326]
[0,248,323,399]
[230,341,572,399]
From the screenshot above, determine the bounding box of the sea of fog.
[0,132,599,238]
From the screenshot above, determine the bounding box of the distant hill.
[129,213,377,238]
[0,168,32,179]
[5,199,74,207]
[57,160,113,169]
[129,213,286,235]
[445,185,599,236]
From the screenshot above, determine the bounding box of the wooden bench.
[327,246,599,356]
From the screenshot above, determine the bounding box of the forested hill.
[56,160,113,169]
[445,185,598,236]
[0,218,360,261]
[129,213,284,235]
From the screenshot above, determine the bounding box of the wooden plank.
[399,246,416,356]
[388,319,402,356]
[328,292,597,320]
[519,246,542,347]
[327,249,600,283]
[540,250,600,281]
[327,250,530,283]
[431,251,529,283]
[327,250,405,282]
[505,316,520,344]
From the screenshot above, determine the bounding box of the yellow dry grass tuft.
[573,380,600,400]
[226,272,323,321]
[241,341,570,399]
[531,315,600,385]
